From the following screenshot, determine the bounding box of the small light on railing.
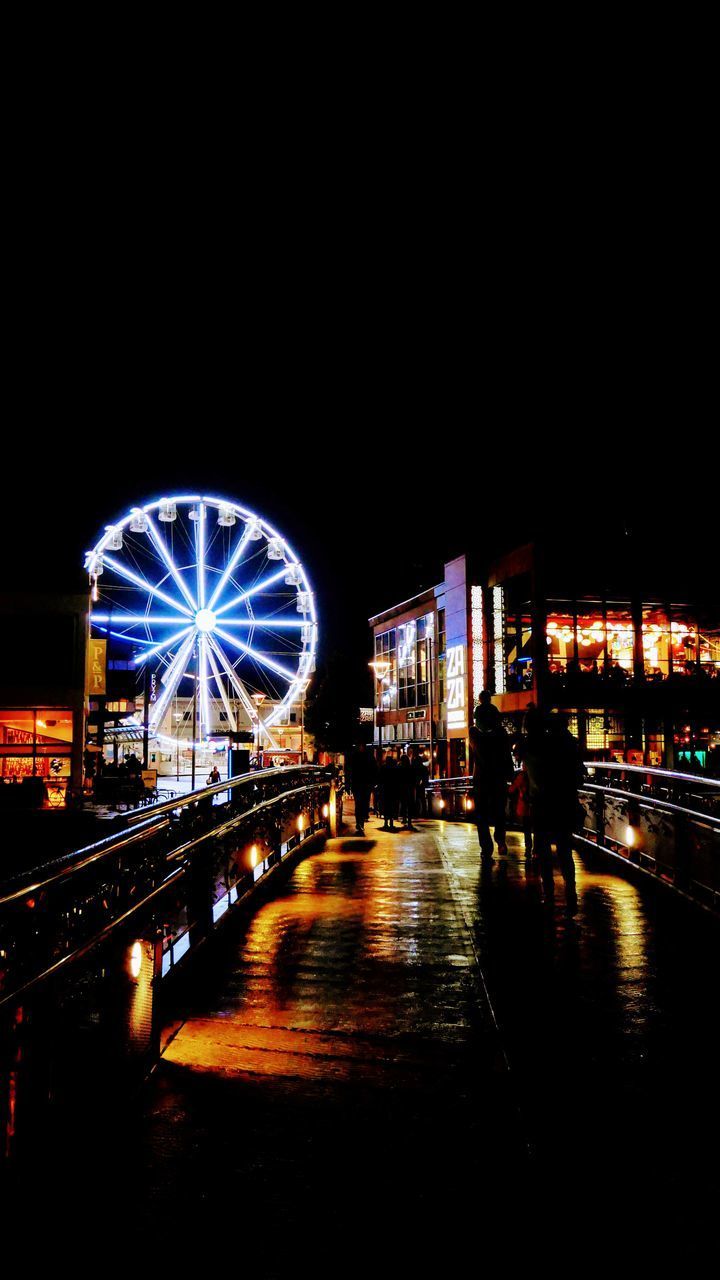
[297,815,305,832]
[625,824,637,848]
[322,804,329,819]
[249,844,259,869]
[465,797,474,812]
[438,799,445,811]
[129,941,142,979]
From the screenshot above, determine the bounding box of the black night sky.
[8,400,714,717]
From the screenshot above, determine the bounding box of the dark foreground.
[5,814,719,1269]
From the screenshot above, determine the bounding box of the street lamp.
[369,659,390,751]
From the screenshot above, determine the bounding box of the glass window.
[576,604,606,675]
[642,606,671,680]
[0,708,73,801]
[546,603,575,675]
[671,607,698,675]
[605,608,634,681]
[697,610,720,677]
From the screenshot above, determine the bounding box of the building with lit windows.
[0,593,88,805]
[370,546,720,774]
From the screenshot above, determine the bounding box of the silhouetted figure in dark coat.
[379,752,399,831]
[469,691,513,858]
[525,712,583,909]
[348,742,376,835]
[397,749,417,830]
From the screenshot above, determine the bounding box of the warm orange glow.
[297,815,305,832]
[322,803,329,818]
[129,941,142,979]
[625,824,637,848]
[249,844,259,868]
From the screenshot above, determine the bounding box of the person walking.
[348,741,376,836]
[379,749,399,831]
[408,744,426,819]
[509,740,532,857]
[525,712,583,909]
[397,748,417,830]
[469,691,513,858]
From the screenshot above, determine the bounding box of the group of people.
[347,742,428,836]
[470,691,583,901]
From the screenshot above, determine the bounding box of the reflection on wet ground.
[9,814,718,1265]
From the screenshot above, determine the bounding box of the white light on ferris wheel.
[86,494,318,745]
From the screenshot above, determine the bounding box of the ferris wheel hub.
[195,608,217,633]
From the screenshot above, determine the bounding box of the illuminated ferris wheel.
[84,496,317,749]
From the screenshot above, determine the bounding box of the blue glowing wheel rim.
[84,495,317,748]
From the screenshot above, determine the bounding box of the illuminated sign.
[446,644,467,730]
[407,709,427,721]
[86,638,107,695]
[471,585,484,699]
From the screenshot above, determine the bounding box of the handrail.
[0,765,328,899]
[125,764,325,824]
[0,778,331,1011]
[581,783,720,828]
[585,762,720,789]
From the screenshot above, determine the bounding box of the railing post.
[595,786,606,849]
[329,782,339,838]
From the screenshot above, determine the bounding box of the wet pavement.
[9,811,719,1266]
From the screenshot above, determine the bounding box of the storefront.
[0,708,75,804]
[0,592,88,806]
[369,546,720,771]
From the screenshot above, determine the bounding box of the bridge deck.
[14,812,719,1265]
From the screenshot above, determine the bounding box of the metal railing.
[0,766,336,1012]
[425,766,720,912]
[576,763,719,912]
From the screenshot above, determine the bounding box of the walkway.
[16,810,718,1267]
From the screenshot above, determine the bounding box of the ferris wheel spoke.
[207,524,255,612]
[208,637,280,750]
[148,633,197,734]
[214,567,292,618]
[214,626,296,684]
[146,515,198,613]
[198,635,212,740]
[134,625,194,666]
[103,554,194,619]
[91,614,191,626]
[206,643,237,733]
[218,618,306,629]
[195,502,207,610]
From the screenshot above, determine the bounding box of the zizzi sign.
[446,644,467,730]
